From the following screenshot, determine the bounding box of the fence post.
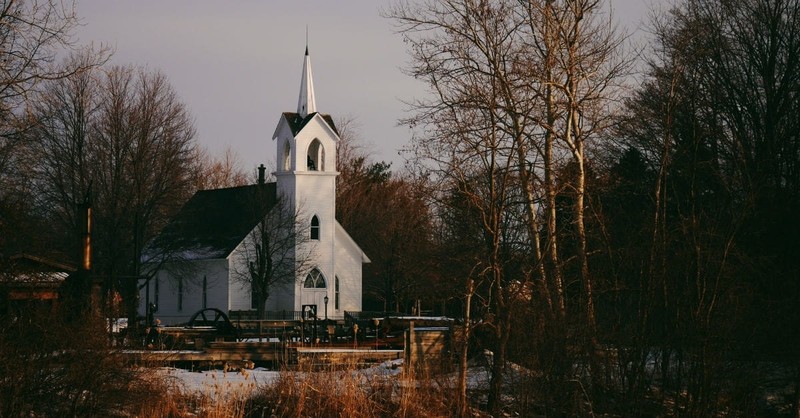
[405,321,415,378]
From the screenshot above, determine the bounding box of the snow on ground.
[161,359,406,395]
[161,355,512,398]
[160,367,279,395]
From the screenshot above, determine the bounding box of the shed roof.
[1,254,75,284]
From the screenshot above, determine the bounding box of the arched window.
[335,276,340,310]
[177,277,183,312]
[307,139,323,171]
[304,268,326,288]
[283,141,291,171]
[310,215,320,240]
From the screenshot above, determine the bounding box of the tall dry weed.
[0,309,174,417]
[247,360,457,418]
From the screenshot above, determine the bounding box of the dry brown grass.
[0,309,176,417]
[132,361,458,418]
[245,361,458,418]
[0,306,461,417]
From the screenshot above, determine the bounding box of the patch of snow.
[163,354,513,397]
[296,348,403,353]
[239,337,282,343]
[107,318,127,333]
[160,367,279,394]
[390,316,454,321]
[6,271,68,283]
[177,246,227,261]
[358,358,405,378]
[412,327,450,331]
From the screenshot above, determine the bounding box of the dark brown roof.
[1,254,75,284]
[282,112,339,136]
[145,183,277,261]
[8,254,76,273]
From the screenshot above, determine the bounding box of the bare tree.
[388,3,528,414]
[0,1,108,261]
[574,0,624,333]
[0,1,99,116]
[191,145,250,190]
[607,0,800,414]
[231,189,315,320]
[388,0,629,413]
[28,63,197,325]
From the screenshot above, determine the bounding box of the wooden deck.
[121,341,402,368]
[123,317,450,370]
[295,347,403,367]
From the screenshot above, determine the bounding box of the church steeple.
[296,46,316,118]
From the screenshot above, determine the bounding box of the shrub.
[0,308,172,417]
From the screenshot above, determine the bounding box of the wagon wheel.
[187,308,239,341]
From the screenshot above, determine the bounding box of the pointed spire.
[297,43,316,118]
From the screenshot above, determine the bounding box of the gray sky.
[75,0,652,175]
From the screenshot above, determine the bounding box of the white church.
[140,48,370,325]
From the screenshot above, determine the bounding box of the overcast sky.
[74,0,653,176]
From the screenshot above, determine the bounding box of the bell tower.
[271,46,339,311]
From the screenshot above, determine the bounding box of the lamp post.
[373,318,380,350]
[324,295,329,321]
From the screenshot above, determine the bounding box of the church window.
[177,277,184,312]
[307,139,324,171]
[304,268,326,288]
[310,215,320,240]
[335,276,340,310]
[154,277,159,306]
[202,275,208,309]
[283,142,291,171]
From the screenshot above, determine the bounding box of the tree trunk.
[515,137,552,314]
[257,293,267,320]
[457,278,474,417]
[545,107,565,319]
[487,296,511,416]
[574,145,596,333]
[541,0,565,316]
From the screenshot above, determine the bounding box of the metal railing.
[229,310,303,321]
[229,309,349,322]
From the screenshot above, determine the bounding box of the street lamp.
[323,295,329,321]
[373,318,380,350]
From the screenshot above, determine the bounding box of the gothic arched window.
[283,141,291,171]
[304,268,326,289]
[310,215,320,240]
[307,139,323,171]
[335,276,340,310]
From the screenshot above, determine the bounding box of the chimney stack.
[258,164,266,185]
